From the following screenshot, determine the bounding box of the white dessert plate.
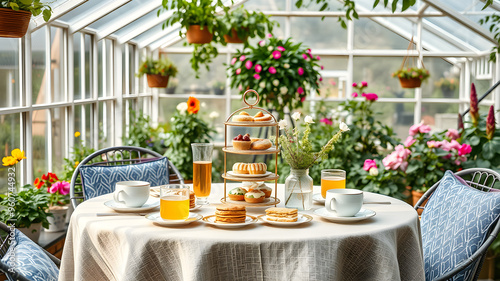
[203,215,258,229]
[258,214,313,226]
[104,197,160,212]
[312,193,325,204]
[190,204,203,211]
[314,208,376,222]
[146,212,203,226]
[227,171,272,178]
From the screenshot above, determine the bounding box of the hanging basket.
[223,29,247,44]
[0,8,32,38]
[399,77,422,89]
[146,74,170,88]
[186,25,213,44]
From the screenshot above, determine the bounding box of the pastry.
[248,163,267,175]
[265,207,298,222]
[233,134,251,150]
[250,137,262,143]
[257,183,272,198]
[251,139,272,150]
[244,190,265,203]
[232,112,254,122]
[215,205,246,223]
[254,114,273,122]
[232,163,249,174]
[189,190,196,208]
[254,111,264,118]
[228,187,247,201]
[241,181,258,192]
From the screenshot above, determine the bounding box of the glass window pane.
[32,109,48,178]
[51,107,66,174]
[421,103,459,132]
[354,18,409,50]
[51,27,65,103]
[290,17,347,50]
[0,38,20,108]
[422,58,458,98]
[0,113,21,193]
[245,0,286,11]
[74,104,92,146]
[85,34,92,99]
[74,34,81,100]
[371,102,415,139]
[32,28,46,104]
[98,101,113,148]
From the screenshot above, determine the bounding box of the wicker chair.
[70,146,184,208]
[414,168,500,281]
[0,222,60,281]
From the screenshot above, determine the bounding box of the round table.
[59,184,424,281]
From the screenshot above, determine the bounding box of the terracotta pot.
[186,25,213,44]
[399,77,422,88]
[146,74,169,88]
[223,29,247,44]
[45,205,68,232]
[0,8,31,38]
[18,223,42,243]
[411,190,427,215]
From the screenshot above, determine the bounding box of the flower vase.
[45,205,68,232]
[18,223,42,243]
[284,168,313,210]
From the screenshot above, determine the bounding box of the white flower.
[369,167,379,176]
[291,112,301,121]
[272,79,279,86]
[176,102,188,114]
[267,46,273,51]
[304,115,314,124]
[339,122,350,132]
[280,86,288,94]
[278,119,288,130]
[201,102,207,108]
[170,117,175,122]
[284,63,290,69]
[259,40,266,47]
[209,111,219,119]
[259,81,266,88]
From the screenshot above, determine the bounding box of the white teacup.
[325,189,363,217]
[113,181,150,207]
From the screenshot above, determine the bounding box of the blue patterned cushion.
[421,170,500,281]
[80,157,170,200]
[1,229,59,281]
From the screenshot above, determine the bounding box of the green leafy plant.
[360,159,407,200]
[434,77,458,92]
[163,97,215,179]
[123,110,168,155]
[227,36,322,118]
[0,184,52,229]
[136,57,178,77]
[392,67,430,81]
[60,131,96,183]
[0,0,52,21]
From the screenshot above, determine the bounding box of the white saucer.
[190,204,203,211]
[258,214,313,226]
[146,212,203,226]
[314,208,376,222]
[312,193,325,204]
[104,197,160,212]
[227,171,272,178]
[203,215,258,229]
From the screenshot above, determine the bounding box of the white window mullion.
[80,33,85,144]
[24,31,33,185]
[114,41,123,145]
[92,35,98,149]
[414,17,423,125]
[67,32,75,154]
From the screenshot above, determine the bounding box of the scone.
[248,163,267,175]
[257,183,272,198]
[233,134,251,150]
[228,187,247,201]
[250,139,272,150]
[189,190,196,208]
[232,111,254,122]
[232,163,248,174]
[265,207,298,222]
[215,205,246,223]
[254,114,273,122]
[254,111,264,118]
[244,190,265,203]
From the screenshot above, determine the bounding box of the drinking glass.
[321,169,346,199]
[160,184,190,220]
[191,143,213,205]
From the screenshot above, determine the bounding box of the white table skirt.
[59,184,425,281]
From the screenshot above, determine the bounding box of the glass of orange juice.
[160,184,190,220]
[321,169,346,199]
[191,143,213,205]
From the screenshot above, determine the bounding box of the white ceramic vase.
[18,223,42,243]
[45,205,68,232]
[284,168,313,210]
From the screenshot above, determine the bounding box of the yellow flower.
[2,156,18,167]
[74,131,81,138]
[74,161,79,168]
[11,149,26,161]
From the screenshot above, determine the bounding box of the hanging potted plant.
[392,67,430,88]
[227,35,323,118]
[218,6,277,44]
[34,172,70,232]
[137,57,178,88]
[0,0,52,38]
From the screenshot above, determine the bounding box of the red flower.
[34,178,44,189]
[187,96,200,114]
[470,83,479,127]
[486,105,496,140]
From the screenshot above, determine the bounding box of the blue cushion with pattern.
[80,157,169,200]
[421,170,500,281]
[1,229,59,281]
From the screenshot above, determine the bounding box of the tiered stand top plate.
[224,121,277,127]
[221,172,279,182]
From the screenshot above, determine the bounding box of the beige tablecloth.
[59,184,425,281]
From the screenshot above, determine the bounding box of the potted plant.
[166,78,178,94]
[392,67,430,88]
[217,6,276,44]
[227,35,322,118]
[137,57,178,88]
[212,80,225,95]
[0,0,52,38]
[0,184,51,243]
[34,172,70,232]
[434,77,458,98]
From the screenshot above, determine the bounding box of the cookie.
[215,216,246,223]
[265,207,298,222]
[232,112,254,122]
[216,205,246,211]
